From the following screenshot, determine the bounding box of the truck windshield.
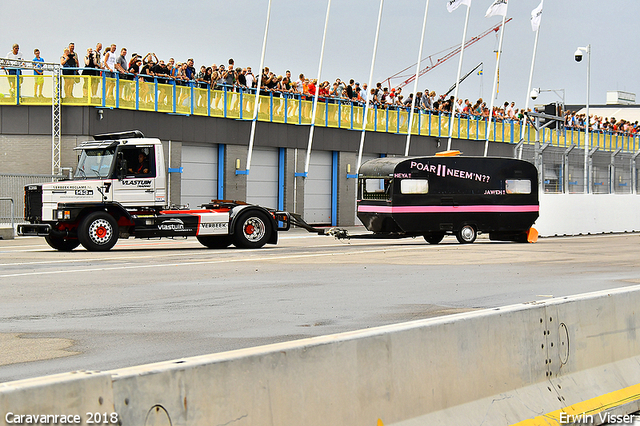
[75,148,116,179]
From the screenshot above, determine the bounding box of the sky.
[2,0,638,109]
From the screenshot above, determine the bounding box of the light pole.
[574,44,590,193]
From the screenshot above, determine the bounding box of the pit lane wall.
[537,193,640,237]
[2,286,640,426]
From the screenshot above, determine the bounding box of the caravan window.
[505,179,531,194]
[362,178,392,200]
[400,179,429,194]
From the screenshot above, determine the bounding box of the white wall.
[536,194,640,237]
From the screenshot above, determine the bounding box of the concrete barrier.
[2,286,640,426]
[537,194,640,237]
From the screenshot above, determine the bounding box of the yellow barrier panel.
[326,102,339,128]
[60,75,87,105]
[409,112,420,136]
[100,76,117,108]
[352,105,364,130]
[478,120,488,140]
[156,83,174,114]
[210,90,224,117]
[398,110,409,134]
[440,115,451,138]
[286,97,300,124]
[175,85,191,114]
[300,99,312,125]
[365,108,376,132]
[376,108,387,132]
[257,94,270,121]
[0,75,17,104]
[313,102,326,127]
[226,91,242,119]
[17,75,48,105]
[137,81,156,112]
[193,88,208,116]
[458,118,469,139]
[117,78,137,110]
[343,104,354,129]
[271,95,285,123]
[388,110,398,133]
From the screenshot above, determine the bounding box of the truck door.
[112,145,157,207]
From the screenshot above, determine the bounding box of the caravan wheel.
[456,224,477,244]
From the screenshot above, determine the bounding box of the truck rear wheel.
[197,235,232,249]
[456,224,477,244]
[45,235,80,251]
[78,212,119,251]
[233,210,271,249]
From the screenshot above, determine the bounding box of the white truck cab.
[19,130,291,251]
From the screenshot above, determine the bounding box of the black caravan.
[357,155,539,244]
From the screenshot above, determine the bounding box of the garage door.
[181,144,218,209]
[304,151,333,225]
[246,147,279,209]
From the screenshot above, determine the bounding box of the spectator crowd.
[4,42,640,137]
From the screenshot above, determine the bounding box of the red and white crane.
[385,18,512,89]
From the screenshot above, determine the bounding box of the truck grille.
[24,185,43,221]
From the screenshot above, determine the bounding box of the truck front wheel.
[78,212,119,251]
[45,235,80,251]
[232,210,271,249]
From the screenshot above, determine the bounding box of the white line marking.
[0,246,429,278]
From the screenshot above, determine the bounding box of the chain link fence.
[515,142,639,195]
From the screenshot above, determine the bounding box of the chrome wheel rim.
[242,217,266,242]
[88,218,113,245]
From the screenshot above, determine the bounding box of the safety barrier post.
[172,82,176,113]
[101,72,106,107]
[223,86,227,118]
[270,92,274,122]
[374,107,377,132]
[190,82,194,115]
[115,75,120,109]
[154,78,158,112]
[135,77,139,110]
[351,103,354,130]
[208,86,211,117]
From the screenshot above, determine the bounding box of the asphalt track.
[1,229,639,384]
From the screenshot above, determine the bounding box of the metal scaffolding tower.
[0,58,62,175]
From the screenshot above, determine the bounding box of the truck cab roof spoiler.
[93,130,145,140]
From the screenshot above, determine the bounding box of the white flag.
[530,0,543,32]
[447,0,471,13]
[485,0,508,18]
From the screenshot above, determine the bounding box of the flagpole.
[246,0,272,174]
[405,0,431,157]
[356,0,384,173]
[484,12,507,157]
[521,24,540,148]
[304,0,332,175]
[447,3,471,151]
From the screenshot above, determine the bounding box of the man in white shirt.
[4,43,24,96]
